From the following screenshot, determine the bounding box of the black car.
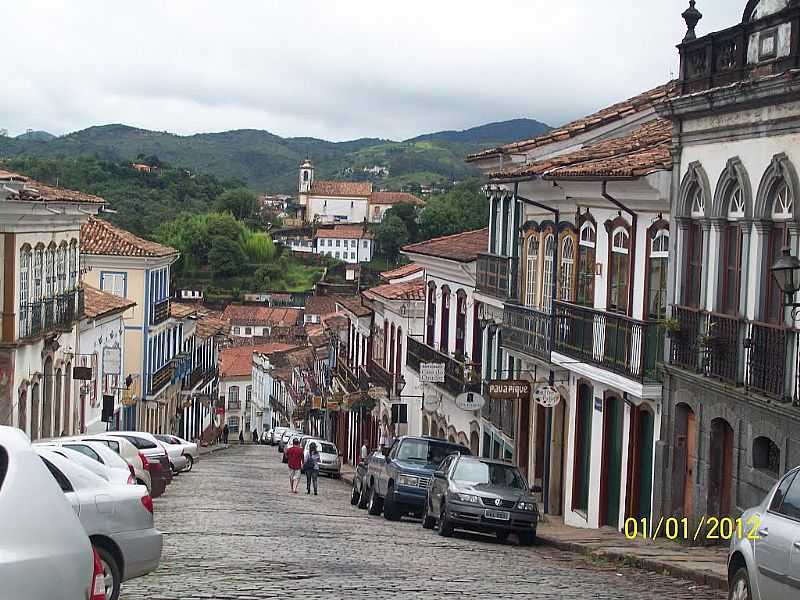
[423,454,539,545]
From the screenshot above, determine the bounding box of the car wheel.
[357,481,369,509]
[495,531,509,543]
[95,545,121,600]
[383,483,401,521]
[350,478,360,505]
[421,497,436,529]
[437,503,454,537]
[518,530,536,546]
[729,567,751,600]
[367,485,384,516]
[185,456,194,472]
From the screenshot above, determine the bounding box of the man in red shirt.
[285,438,304,493]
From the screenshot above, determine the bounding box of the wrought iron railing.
[335,360,359,393]
[151,298,171,326]
[150,362,173,395]
[746,322,789,402]
[671,306,702,371]
[367,359,402,398]
[502,303,553,362]
[19,288,84,340]
[476,253,515,300]
[706,313,744,385]
[553,301,661,383]
[406,337,479,397]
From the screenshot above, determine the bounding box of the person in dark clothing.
[222,423,229,445]
[238,430,244,444]
[304,442,321,495]
[252,429,258,444]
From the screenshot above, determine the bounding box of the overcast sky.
[4,1,743,141]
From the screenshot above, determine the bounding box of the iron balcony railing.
[482,384,516,440]
[151,298,171,326]
[150,362,174,396]
[476,253,516,301]
[406,337,480,397]
[19,288,85,340]
[502,303,553,362]
[366,359,402,398]
[553,301,662,383]
[227,399,241,410]
[335,360,360,393]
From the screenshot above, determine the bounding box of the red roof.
[221,305,303,327]
[365,280,426,301]
[0,170,105,204]
[310,181,373,197]
[81,217,177,258]
[82,285,135,320]
[304,295,339,316]
[380,263,423,281]
[403,229,489,263]
[369,191,424,206]
[467,81,677,162]
[220,343,297,378]
[314,225,374,240]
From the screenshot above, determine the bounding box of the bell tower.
[299,158,314,194]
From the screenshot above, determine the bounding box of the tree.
[215,187,259,221]
[376,215,410,262]
[384,203,420,242]
[209,236,246,279]
[418,179,488,239]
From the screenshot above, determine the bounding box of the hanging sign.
[420,363,445,383]
[488,380,532,400]
[73,366,93,381]
[103,347,121,376]
[423,394,441,411]
[312,396,322,410]
[367,386,388,400]
[533,385,561,408]
[455,391,485,411]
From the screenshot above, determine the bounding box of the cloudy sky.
[4,0,743,141]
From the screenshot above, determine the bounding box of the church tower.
[299,158,314,194]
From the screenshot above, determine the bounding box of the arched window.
[648,227,670,320]
[577,219,596,306]
[56,242,67,295]
[18,387,27,433]
[440,286,451,352]
[426,282,436,346]
[33,245,44,302]
[753,436,780,476]
[455,290,467,354]
[609,226,630,314]
[45,243,56,299]
[228,385,240,408]
[19,245,31,336]
[690,185,705,217]
[69,240,78,290]
[720,184,744,315]
[764,179,793,323]
[395,326,403,375]
[525,235,539,308]
[559,236,576,302]
[541,233,555,312]
[389,323,396,373]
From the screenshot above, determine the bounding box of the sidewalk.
[199,442,229,456]
[337,463,727,591]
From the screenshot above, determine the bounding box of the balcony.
[151,298,171,326]
[227,399,241,411]
[476,253,515,301]
[482,383,515,439]
[502,303,553,362]
[150,362,173,396]
[366,359,403,398]
[186,366,204,390]
[553,301,661,384]
[335,359,360,393]
[19,288,84,340]
[678,7,800,95]
[406,337,479,397]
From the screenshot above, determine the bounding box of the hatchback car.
[0,426,95,600]
[35,443,134,487]
[306,440,341,478]
[78,435,152,494]
[155,434,198,472]
[101,431,172,492]
[423,455,539,545]
[728,465,800,600]
[37,448,163,600]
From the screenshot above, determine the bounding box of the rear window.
[40,456,73,492]
[86,439,121,454]
[0,447,7,491]
[319,443,337,455]
[120,435,157,450]
[64,444,102,463]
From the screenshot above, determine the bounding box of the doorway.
[600,394,624,528]
[675,404,697,518]
[572,383,593,513]
[517,397,531,478]
[709,418,734,516]
[627,406,655,521]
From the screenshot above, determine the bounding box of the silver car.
[37,448,163,600]
[305,440,341,477]
[156,434,199,472]
[35,440,134,486]
[0,426,94,600]
[75,435,152,493]
[728,465,800,600]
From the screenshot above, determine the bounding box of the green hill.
[0,119,550,194]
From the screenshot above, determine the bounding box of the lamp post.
[771,246,800,319]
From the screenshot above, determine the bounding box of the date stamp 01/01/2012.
[623,516,763,542]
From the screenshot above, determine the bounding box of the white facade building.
[315,226,375,264]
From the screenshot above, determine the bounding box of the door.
[600,395,623,528]
[517,397,531,479]
[755,471,799,599]
[709,418,734,516]
[572,384,593,513]
[683,408,697,518]
[636,409,655,521]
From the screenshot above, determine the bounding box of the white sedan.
[35,440,134,487]
[155,434,198,472]
[36,448,163,600]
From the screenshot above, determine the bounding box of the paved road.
[122,444,725,600]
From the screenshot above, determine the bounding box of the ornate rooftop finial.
[682,0,703,42]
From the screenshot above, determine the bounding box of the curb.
[536,534,728,592]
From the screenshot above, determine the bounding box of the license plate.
[485,509,510,521]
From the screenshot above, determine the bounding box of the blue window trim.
[99,271,128,297]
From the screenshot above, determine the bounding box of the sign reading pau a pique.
[487,380,532,400]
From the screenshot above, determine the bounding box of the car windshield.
[396,439,465,465]
[319,443,337,455]
[452,460,526,489]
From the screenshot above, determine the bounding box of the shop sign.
[312,396,322,410]
[488,380,532,400]
[455,391,485,411]
[420,363,445,383]
[533,385,561,408]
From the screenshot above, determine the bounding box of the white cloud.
[2,0,743,140]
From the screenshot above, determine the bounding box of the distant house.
[368,191,424,224]
[222,305,303,339]
[314,225,374,264]
[131,163,158,174]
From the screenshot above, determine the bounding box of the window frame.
[606,219,632,316]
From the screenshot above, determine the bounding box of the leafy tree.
[215,187,259,221]
[209,236,246,279]
[384,203,419,242]
[376,215,409,262]
[418,179,488,239]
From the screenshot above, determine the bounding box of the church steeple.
[299,158,314,194]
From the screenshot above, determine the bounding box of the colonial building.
[368,192,424,224]
[0,169,104,438]
[655,0,800,525]
[314,225,375,263]
[221,305,303,339]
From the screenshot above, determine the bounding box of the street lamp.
[772,246,800,318]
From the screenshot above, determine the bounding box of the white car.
[37,447,163,600]
[0,426,95,600]
[304,439,342,477]
[156,434,198,472]
[99,431,173,494]
[76,435,152,493]
[35,440,134,487]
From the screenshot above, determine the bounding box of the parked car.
[271,427,288,446]
[727,465,800,600]
[305,440,341,478]
[102,431,172,490]
[155,434,199,472]
[78,435,153,495]
[0,426,95,600]
[363,436,471,520]
[278,429,299,453]
[35,442,134,487]
[153,435,189,473]
[282,434,308,463]
[36,447,163,600]
[350,452,376,509]
[422,454,539,545]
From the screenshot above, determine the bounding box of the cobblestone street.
[122,445,725,600]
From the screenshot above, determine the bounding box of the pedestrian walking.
[238,430,244,444]
[222,423,229,445]
[285,438,304,493]
[304,442,321,495]
[252,429,258,444]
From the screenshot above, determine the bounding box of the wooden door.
[683,409,697,517]
[600,395,623,527]
[517,398,531,478]
[709,418,734,516]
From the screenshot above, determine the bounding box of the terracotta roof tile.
[402,228,489,263]
[304,295,339,316]
[335,296,372,318]
[364,280,426,301]
[196,315,228,339]
[220,343,298,379]
[82,285,135,320]
[80,217,177,257]
[467,81,677,162]
[170,303,196,320]
[380,263,424,281]
[221,305,303,327]
[369,191,424,206]
[313,225,375,240]
[310,181,372,197]
[489,119,672,181]
[0,169,105,204]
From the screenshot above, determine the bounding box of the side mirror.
[433,470,445,479]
